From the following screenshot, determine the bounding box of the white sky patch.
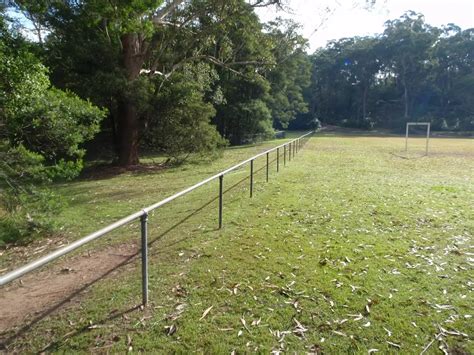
[256,0,474,51]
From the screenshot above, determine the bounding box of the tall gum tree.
[14,0,283,166]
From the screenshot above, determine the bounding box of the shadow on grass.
[390,152,428,160]
[0,140,312,351]
[0,171,254,352]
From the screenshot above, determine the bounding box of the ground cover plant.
[1,131,473,353]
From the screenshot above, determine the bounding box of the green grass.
[3,132,474,353]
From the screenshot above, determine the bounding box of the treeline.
[1,2,473,243]
[4,0,311,167]
[296,12,474,131]
[0,0,310,242]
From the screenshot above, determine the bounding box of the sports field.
[1,131,473,353]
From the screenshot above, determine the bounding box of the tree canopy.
[303,12,474,131]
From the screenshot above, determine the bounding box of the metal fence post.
[277,148,280,172]
[218,175,223,229]
[284,144,286,166]
[140,212,149,306]
[250,159,254,198]
[266,152,269,182]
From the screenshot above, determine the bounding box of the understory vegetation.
[2,133,472,353]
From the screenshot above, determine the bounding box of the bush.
[143,64,227,162]
[0,22,105,244]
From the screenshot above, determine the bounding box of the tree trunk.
[404,85,409,119]
[402,61,409,119]
[116,33,146,166]
[117,100,140,165]
[362,84,368,119]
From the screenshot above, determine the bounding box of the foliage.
[12,0,290,166]
[307,12,474,131]
[144,63,227,162]
[0,17,105,244]
[265,19,311,129]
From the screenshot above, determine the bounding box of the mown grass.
[3,132,474,353]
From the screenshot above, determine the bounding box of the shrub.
[0,21,106,244]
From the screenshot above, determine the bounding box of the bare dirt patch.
[0,242,139,344]
[80,163,167,180]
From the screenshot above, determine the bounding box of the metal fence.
[0,131,314,305]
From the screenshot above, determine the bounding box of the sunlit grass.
[4,132,473,353]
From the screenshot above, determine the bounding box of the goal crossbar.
[405,122,430,156]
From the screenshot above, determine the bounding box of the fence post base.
[140,212,149,306]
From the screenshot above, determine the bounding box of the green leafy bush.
[144,64,227,162]
[0,19,106,244]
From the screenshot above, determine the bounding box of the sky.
[256,0,474,51]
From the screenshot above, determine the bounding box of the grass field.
[2,131,473,353]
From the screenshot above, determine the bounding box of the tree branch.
[152,0,188,25]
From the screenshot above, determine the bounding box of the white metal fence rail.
[0,131,314,305]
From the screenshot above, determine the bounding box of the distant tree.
[432,26,474,129]
[306,11,473,131]
[382,12,439,120]
[211,2,275,145]
[265,19,311,130]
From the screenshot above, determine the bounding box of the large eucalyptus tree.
[14,0,283,165]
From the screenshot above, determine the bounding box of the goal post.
[405,122,430,156]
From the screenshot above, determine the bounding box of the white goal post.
[405,122,431,156]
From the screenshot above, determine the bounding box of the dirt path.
[0,242,139,344]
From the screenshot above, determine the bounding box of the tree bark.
[117,33,146,166]
[362,84,368,119]
[404,84,409,119]
[402,60,409,119]
[117,99,140,165]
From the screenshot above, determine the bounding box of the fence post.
[266,152,269,182]
[218,175,223,229]
[289,142,291,162]
[284,144,286,166]
[277,148,280,172]
[293,141,296,158]
[250,159,254,198]
[140,212,149,306]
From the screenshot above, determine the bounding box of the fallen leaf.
[383,327,392,337]
[199,305,214,321]
[332,330,347,337]
[386,341,401,349]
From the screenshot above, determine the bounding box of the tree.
[14,0,284,166]
[305,11,473,131]
[210,1,275,144]
[346,37,380,122]
[382,12,439,120]
[143,62,226,161]
[265,19,311,129]
[432,26,474,129]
